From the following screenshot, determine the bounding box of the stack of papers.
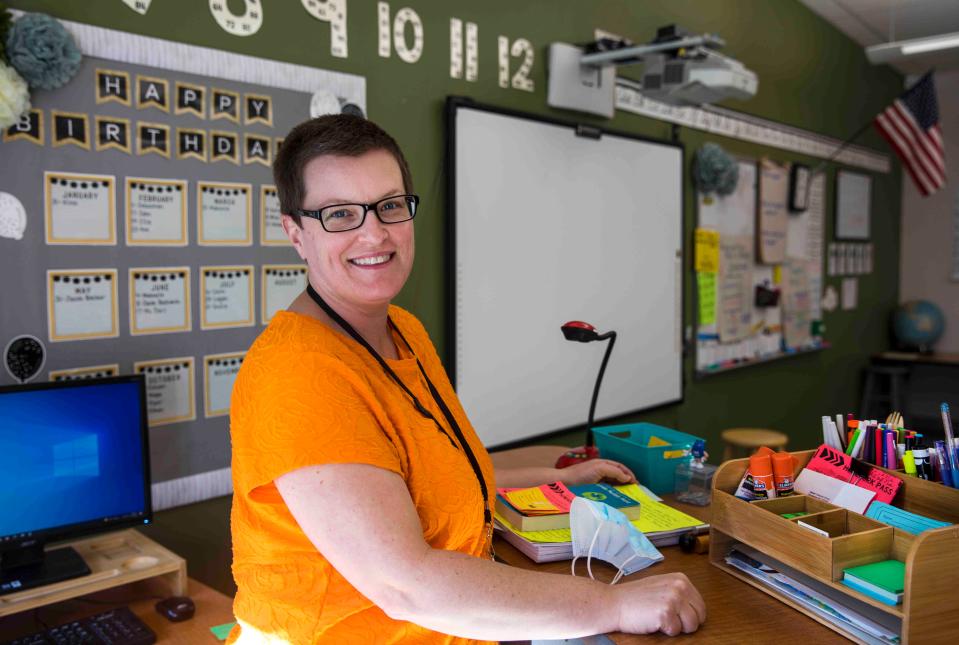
[494,484,706,563]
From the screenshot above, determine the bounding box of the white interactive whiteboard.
[449,100,683,447]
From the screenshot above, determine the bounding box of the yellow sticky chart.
[697,272,717,325]
[694,228,720,273]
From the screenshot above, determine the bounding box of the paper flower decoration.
[0,3,13,63]
[693,143,739,197]
[0,60,29,129]
[6,12,81,90]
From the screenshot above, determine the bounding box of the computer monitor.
[0,375,152,595]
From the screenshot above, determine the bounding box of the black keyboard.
[2,606,156,645]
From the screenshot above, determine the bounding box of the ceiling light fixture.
[866,31,959,64]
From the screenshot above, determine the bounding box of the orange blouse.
[228,308,496,645]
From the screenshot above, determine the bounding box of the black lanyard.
[305,284,493,533]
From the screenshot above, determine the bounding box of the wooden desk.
[0,577,235,643]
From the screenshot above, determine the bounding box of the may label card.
[198,181,252,245]
[129,267,191,335]
[203,351,245,417]
[260,184,288,245]
[262,265,307,324]
[134,356,196,426]
[47,269,119,341]
[125,177,188,245]
[201,265,254,329]
[44,172,116,245]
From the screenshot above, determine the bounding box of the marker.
[935,440,954,487]
[941,403,959,489]
[913,446,931,480]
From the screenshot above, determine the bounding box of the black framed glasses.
[294,194,420,233]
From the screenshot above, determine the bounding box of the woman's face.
[284,148,414,316]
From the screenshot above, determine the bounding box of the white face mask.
[569,496,663,584]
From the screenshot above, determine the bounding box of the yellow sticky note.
[773,265,782,284]
[694,229,720,273]
[647,436,670,447]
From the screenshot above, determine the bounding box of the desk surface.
[0,577,234,643]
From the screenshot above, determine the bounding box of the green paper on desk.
[843,560,905,594]
[210,622,237,641]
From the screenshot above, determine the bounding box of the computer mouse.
[155,596,195,622]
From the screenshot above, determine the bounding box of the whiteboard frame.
[446,97,685,448]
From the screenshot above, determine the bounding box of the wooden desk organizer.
[709,449,959,644]
[0,529,186,617]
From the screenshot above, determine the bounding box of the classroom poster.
[129,267,191,335]
[46,269,119,341]
[134,356,196,426]
[44,172,116,245]
[49,364,120,381]
[260,185,288,245]
[203,351,245,417]
[781,258,813,348]
[197,181,252,245]
[717,236,753,343]
[262,265,307,323]
[125,177,188,245]
[201,266,254,329]
[757,159,788,264]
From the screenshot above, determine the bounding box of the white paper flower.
[0,61,30,130]
[0,192,27,240]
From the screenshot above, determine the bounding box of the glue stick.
[733,446,776,501]
[771,452,794,497]
[749,453,776,499]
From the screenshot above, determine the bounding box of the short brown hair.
[273,114,414,226]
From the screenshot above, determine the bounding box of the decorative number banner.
[262,265,307,324]
[197,181,252,245]
[125,177,188,245]
[129,267,191,335]
[134,356,196,426]
[203,351,245,417]
[201,265,254,329]
[47,269,119,342]
[44,172,116,245]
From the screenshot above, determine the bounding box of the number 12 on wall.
[498,36,534,92]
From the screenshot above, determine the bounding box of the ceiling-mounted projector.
[547,25,758,118]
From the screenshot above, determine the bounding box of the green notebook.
[843,560,905,594]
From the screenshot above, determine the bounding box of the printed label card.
[198,181,252,245]
[201,265,254,329]
[45,172,116,245]
[47,269,119,341]
[125,177,188,245]
[50,364,120,382]
[260,185,288,245]
[204,351,245,417]
[130,267,191,335]
[134,357,195,426]
[262,265,307,323]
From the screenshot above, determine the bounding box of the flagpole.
[810,119,875,176]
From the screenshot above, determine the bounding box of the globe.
[892,300,945,352]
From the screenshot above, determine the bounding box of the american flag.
[874,72,944,197]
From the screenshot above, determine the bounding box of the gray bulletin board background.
[0,20,365,509]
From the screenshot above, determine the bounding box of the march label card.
[47,269,119,342]
[45,172,116,245]
[130,267,191,335]
[134,357,195,426]
[203,352,245,417]
[262,265,307,323]
[198,181,252,245]
[260,185,287,245]
[125,177,188,245]
[50,364,119,382]
[201,265,254,329]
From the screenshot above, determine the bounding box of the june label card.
[262,265,307,324]
[134,356,196,426]
[44,172,116,245]
[198,181,252,245]
[204,351,245,417]
[201,265,254,329]
[47,269,119,341]
[125,177,188,245]
[129,267,191,335]
[260,185,288,245]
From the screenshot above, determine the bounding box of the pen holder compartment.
[750,494,834,518]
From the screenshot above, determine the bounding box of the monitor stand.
[0,545,91,595]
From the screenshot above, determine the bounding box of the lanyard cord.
[305,284,493,529]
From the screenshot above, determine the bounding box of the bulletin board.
[0,18,365,509]
[694,157,827,376]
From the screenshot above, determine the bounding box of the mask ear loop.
[610,553,640,585]
[571,522,604,579]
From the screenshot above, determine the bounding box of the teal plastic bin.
[593,423,704,494]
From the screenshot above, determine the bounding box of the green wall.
[10,0,903,454]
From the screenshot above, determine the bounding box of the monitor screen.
[0,376,151,546]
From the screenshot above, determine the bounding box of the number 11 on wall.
[498,36,534,92]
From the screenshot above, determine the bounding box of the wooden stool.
[721,428,788,461]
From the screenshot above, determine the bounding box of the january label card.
[129,267,191,335]
[50,364,120,382]
[260,185,287,245]
[47,269,119,342]
[125,177,188,245]
[201,265,254,329]
[197,181,252,245]
[134,356,195,426]
[262,265,307,324]
[203,351,245,417]
[45,172,116,245]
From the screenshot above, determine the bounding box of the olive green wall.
[10,0,903,454]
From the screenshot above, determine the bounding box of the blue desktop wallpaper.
[0,382,147,538]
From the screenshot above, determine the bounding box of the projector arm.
[580,33,726,67]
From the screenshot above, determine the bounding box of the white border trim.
[152,467,232,511]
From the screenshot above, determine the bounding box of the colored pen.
[941,403,959,488]
[936,439,955,487]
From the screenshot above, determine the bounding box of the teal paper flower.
[693,143,739,197]
[6,12,81,90]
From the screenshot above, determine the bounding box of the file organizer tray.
[592,423,703,494]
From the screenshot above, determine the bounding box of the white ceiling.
[800,0,959,75]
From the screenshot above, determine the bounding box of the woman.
[229,115,705,644]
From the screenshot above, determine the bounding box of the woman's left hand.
[556,458,637,486]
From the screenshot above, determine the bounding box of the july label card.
[204,351,245,417]
[47,269,119,342]
[260,185,288,245]
[45,172,116,245]
[134,356,195,426]
[197,181,252,245]
[201,265,254,329]
[125,177,188,245]
[129,267,191,335]
[262,265,307,324]
[49,364,120,382]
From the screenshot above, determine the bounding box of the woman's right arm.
[276,462,705,642]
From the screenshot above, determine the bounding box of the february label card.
[134,356,196,426]
[129,267,191,335]
[201,265,254,329]
[44,172,116,245]
[262,265,307,324]
[204,351,245,417]
[198,181,252,245]
[47,269,119,341]
[125,177,188,245]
